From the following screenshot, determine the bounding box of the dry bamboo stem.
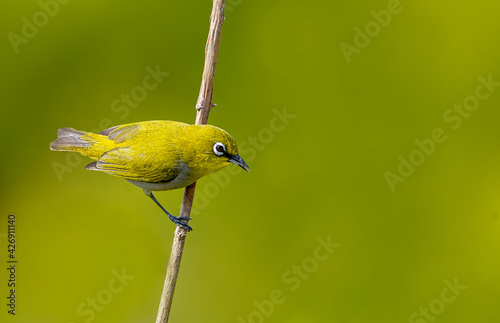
[155,1,225,322]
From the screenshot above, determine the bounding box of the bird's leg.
[148,192,193,231]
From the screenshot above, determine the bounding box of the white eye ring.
[213,142,226,156]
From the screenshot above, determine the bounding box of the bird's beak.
[229,154,250,172]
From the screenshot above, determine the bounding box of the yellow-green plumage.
[50,120,246,192]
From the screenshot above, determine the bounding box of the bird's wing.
[87,122,181,183]
[108,124,142,144]
[100,121,175,143]
[86,146,180,183]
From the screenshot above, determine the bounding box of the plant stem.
[155,1,225,322]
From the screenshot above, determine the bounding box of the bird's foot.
[171,216,193,232]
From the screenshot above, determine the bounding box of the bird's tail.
[50,128,110,160]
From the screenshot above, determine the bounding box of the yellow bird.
[50,120,249,231]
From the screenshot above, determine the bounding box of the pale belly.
[125,163,200,193]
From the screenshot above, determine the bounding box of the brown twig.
[155,1,225,322]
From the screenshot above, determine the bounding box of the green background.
[1,0,500,322]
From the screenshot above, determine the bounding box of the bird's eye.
[213,142,226,156]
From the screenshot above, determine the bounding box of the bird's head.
[188,125,250,175]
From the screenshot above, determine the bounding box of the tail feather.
[84,161,99,171]
[56,127,86,138]
[50,128,91,151]
[50,127,115,161]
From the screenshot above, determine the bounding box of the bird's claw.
[173,217,193,232]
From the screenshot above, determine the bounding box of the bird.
[50,120,249,231]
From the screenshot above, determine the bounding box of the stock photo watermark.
[51,64,169,182]
[236,235,340,323]
[385,73,500,192]
[67,267,134,323]
[408,277,467,323]
[7,0,71,54]
[5,214,17,316]
[110,65,170,121]
[191,106,296,216]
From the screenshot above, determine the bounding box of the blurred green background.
[1,0,500,322]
